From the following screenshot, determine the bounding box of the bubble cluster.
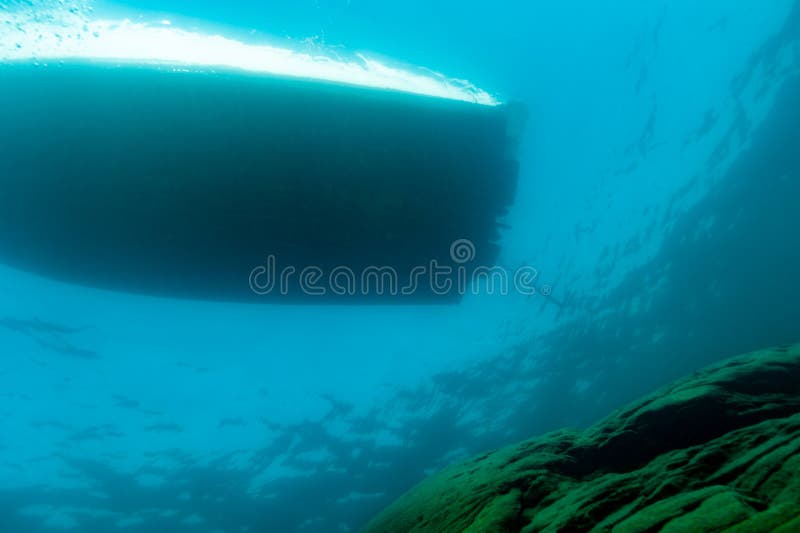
[0,0,96,59]
[0,0,497,104]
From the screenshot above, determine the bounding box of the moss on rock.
[364,344,800,532]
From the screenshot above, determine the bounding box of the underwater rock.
[364,344,800,532]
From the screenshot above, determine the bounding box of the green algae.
[364,344,800,532]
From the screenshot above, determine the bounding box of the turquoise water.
[0,1,799,531]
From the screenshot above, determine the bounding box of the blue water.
[1,1,799,531]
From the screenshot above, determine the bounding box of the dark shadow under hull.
[0,62,520,303]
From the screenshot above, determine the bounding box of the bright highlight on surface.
[0,6,498,105]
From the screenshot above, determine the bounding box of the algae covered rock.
[364,344,800,532]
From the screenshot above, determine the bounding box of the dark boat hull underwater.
[0,61,522,303]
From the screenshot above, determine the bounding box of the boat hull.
[0,62,519,303]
